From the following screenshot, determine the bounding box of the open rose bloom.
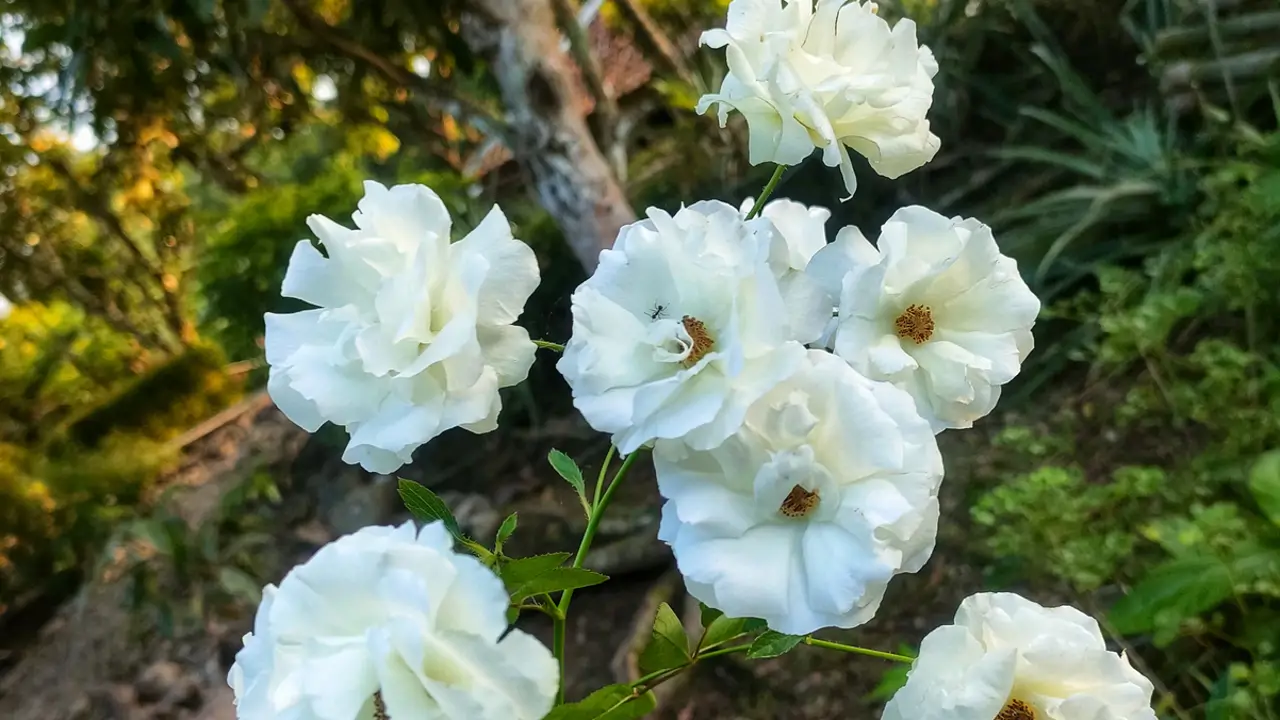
[265,182,539,473]
[809,206,1040,431]
[558,201,830,454]
[229,522,557,720]
[699,0,940,196]
[654,350,943,635]
[883,593,1158,720]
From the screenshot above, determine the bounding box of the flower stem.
[803,636,914,663]
[745,165,787,219]
[534,339,565,352]
[629,642,754,691]
[553,447,644,703]
[593,445,616,506]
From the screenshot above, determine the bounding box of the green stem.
[593,445,616,506]
[534,339,565,352]
[745,165,787,219]
[803,636,914,663]
[629,643,754,691]
[553,448,645,703]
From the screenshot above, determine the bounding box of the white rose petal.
[558,201,831,454]
[265,181,540,473]
[699,0,941,197]
[883,592,1158,720]
[654,349,943,635]
[810,206,1039,431]
[228,522,558,720]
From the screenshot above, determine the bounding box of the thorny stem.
[534,339,565,352]
[553,448,645,703]
[745,165,787,219]
[804,636,914,663]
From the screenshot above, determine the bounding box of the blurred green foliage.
[971,132,1280,716]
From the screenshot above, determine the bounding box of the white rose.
[699,0,941,197]
[265,181,540,473]
[809,206,1039,432]
[0,293,12,321]
[883,592,1158,720]
[654,349,942,635]
[557,201,830,454]
[228,522,558,720]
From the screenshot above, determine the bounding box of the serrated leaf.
[510,567,608,602]
[747,630,804,659]
[495,512,518,552]
[1249,450,1280,527]
[543,683,657,719]
[499,552,571,592]
[699,614,754,652]
[398,480,462,539]
[639,602,691,675]
[549,449,590,515]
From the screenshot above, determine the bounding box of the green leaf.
[698,602,722,630]
[699,614,756,652]
[499,552,572,592]
[510,567,608,603]
[639,602,691,675]
[548,449,589,514]
[495,512,518,552]
[1109,555,1236,635]
[1249,450,1280,527]
[216,567,262,604]
[747,630,804,659]
[543,683,657,719]
[398,479,462,539]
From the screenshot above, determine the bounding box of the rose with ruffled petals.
[809,206,1039,432]
[699,0,940,196]
[654,349,942,635]
[883,592,1158,720]
[228,522,558,720]
[265,181,540,473]
[557,201,830,454]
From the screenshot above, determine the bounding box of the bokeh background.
[1,0,1278,718]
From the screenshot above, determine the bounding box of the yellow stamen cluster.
[894,304,935,344]
[779,485,820,518]
[996,699,1036,720]
[681,315,715,367]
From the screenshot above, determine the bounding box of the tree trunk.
[464,0,636,271]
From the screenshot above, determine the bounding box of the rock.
[136,662,184,704]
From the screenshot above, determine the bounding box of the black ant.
[647,303,668,320]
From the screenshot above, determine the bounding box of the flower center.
[373,691,389,720]
[681,315,715,367]
[996,699,1036,720]
[894,304,935,344]
[778,484,820,518]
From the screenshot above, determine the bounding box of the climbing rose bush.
[241,2,1158,719]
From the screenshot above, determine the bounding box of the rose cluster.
[233,1,1158,719]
